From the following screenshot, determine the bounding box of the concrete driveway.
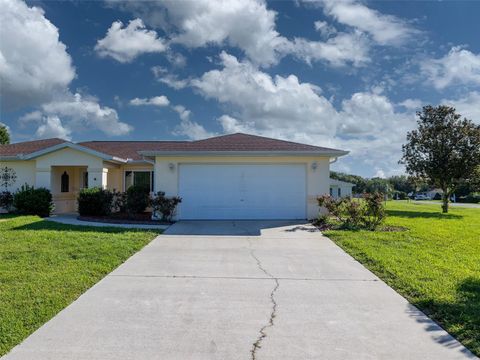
[4,221,475,360]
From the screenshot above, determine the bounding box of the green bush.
[458,192,480,204]
[151,191,182,221]
[126,185,150,216]
[393,191,408,200]
[77,187,113,216]
[0,191,14,212]
[112,190,127,213]
[13,184,54,217]
[317,193,386,230]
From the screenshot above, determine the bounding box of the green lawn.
[0,215,160,356]
[325,201,480,355]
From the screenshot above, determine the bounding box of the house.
[329,178,354,199]
[426,188,443,200]
[0,133,348,220]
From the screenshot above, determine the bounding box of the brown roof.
[81,133,345,159]
[2,133,346,160]
[0,138,66,157]
[78,141,190,161]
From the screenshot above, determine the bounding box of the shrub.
[317,193,386,230]
[126,185,150,216]
[362,192,386,230]
[0,191,14,212]
[78,187,113,216]
[151,191,182,221]
[13,184,54,217]
[112,190,127,213]
[458,192,480,204]
[393,191,408,200]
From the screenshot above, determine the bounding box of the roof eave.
[20,142,128,163]
[138,150,349,157]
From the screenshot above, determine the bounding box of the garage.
[178,164,307,220]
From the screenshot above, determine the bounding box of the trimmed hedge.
[77,187,113,216]
[13,184,54,217]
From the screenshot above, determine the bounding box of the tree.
[387,175,416,194]
[400,105,480,213]
[365,177,392,196]
[0,124,10,144]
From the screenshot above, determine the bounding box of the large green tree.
[400,105,480,213]
[0,124,9,145]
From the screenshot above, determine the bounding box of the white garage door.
[178,164,306,220]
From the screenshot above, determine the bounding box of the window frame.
[123,170,154,192]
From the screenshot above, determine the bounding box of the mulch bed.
[77,212,172,225]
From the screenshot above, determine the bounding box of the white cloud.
[110,0,288,66]
[21,93,132,136]
[0,0,75,109]
[314,20,337,38]
[190,52,416,176]
[421,47,480,89]
[192,52,339,138]
[442,91,480,124]
[129,95,170,107]
[109,0,369,68]
[172,105,191,121]
[151,66,190,89]
[35,116,71,140]
[399,98,423,110]
[319,0,417,46]
[95,18,166,63]
[171,104,213,140]
[291,30,370,67]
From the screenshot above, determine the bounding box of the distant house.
[330,178,354,199]
[426,188,443,200]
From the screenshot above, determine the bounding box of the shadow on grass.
[387,209,463,219]
[409,277,480,357]
[11,219,162,234]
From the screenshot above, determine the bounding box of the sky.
[1,0,479,177]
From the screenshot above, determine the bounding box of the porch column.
[87,167,108,189]
[35,167,51,189]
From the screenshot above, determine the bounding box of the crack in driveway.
[249,248,279,360]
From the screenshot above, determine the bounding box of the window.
[61,171,69,193]
[329,187,333,196]
[338,188,341,197]
[82,172,88,189]
[125,171,154,191]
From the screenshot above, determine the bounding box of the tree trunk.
[441,190,449,213]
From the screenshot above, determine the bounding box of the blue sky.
[1,0,479,177]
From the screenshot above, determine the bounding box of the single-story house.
[329,179,355,199]
[0,133,348,220]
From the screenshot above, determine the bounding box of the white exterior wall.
[0,160,36,191]
[154,156,330,219]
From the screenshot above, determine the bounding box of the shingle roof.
[0,138,66,157]
[2,133,347,160]
[78,141,190,161]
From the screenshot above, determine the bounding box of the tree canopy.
[400,105,480,212]
[0,124,10,145]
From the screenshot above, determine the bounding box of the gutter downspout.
[329,157,338,165]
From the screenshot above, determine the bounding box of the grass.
[0,215,161,356]
[324,201,480,355]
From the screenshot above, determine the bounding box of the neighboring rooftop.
[2,133,348,160]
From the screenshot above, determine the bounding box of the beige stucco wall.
[154,155,330,219]
[0,160,36,192]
